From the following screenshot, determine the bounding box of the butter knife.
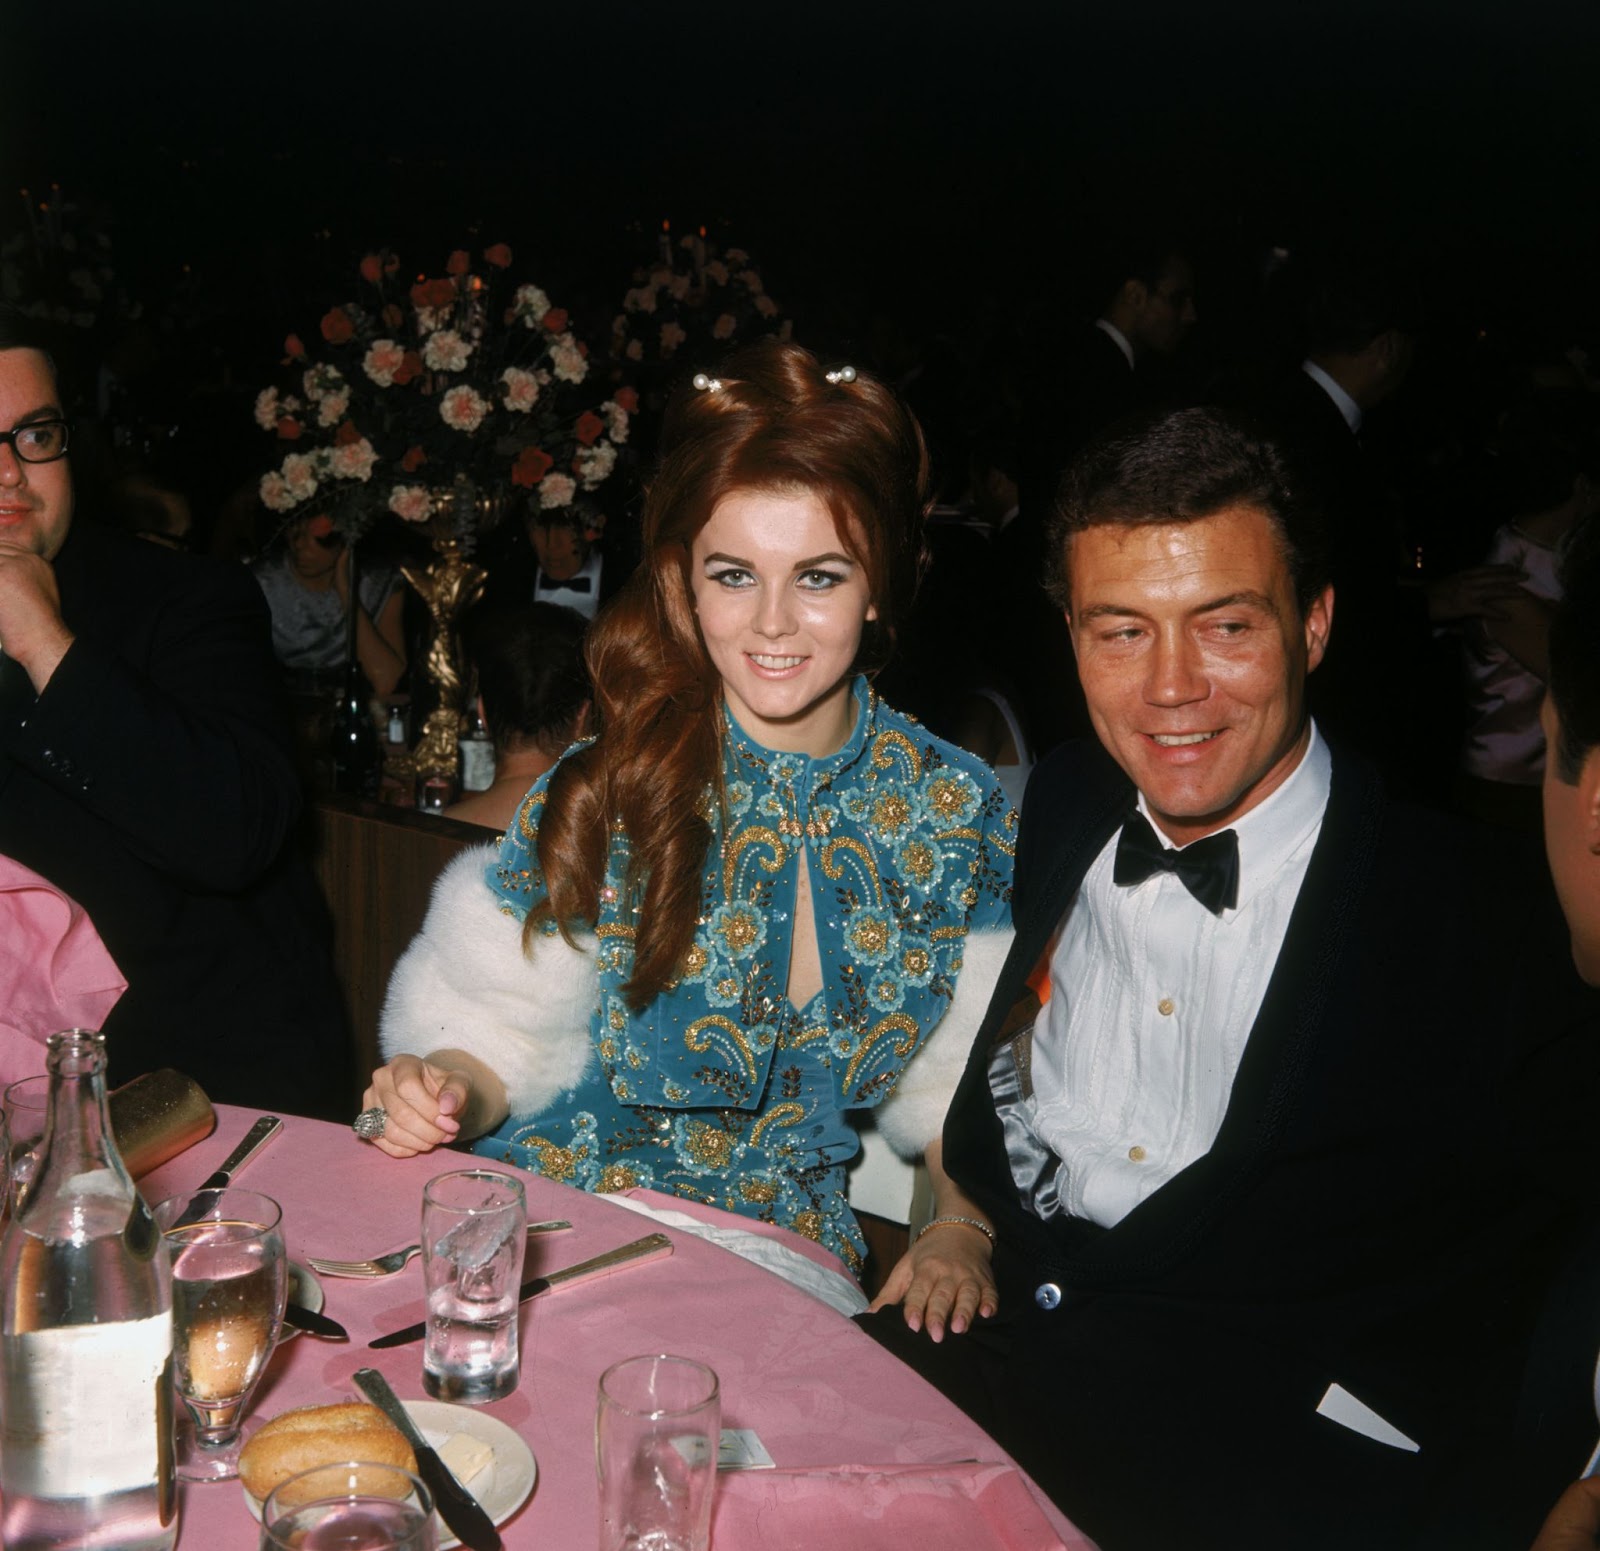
[368,1231,674,1349]
[353,1368,502,1551]
[282,1302,347,1340]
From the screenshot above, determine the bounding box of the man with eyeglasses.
[0,307,350,1117]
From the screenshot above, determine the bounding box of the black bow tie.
[1113,812,1240,915]
[539,573,591,593]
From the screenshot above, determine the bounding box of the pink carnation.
[539,472,577,509]
[439,385,490,432]
[388,485,433,523]
[500,368,540,413]
[363,339,409,387]
[659,322,687,355]
[330,438,378,481]
[712,313,737,340]
[422,330,472,373]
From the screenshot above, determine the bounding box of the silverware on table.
[353,1368,502,1551]
[168,1115,283,1230]
[367,1231,674,1349]
[308,1219,572,1280]
[281,1301,348,1340]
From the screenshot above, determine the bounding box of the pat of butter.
[438,1431,493,1485]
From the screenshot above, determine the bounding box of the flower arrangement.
[255,244,635,548]
[611,228,791,376]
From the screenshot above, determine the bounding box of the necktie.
[539,573,591,593]
[1112,811,1239,915]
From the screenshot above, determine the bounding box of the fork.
[307,1218,572,1278]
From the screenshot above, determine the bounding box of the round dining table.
[145,1105,1095,1550]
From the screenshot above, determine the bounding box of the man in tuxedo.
[481,505,629,622]
[0,309,350,1115]
[863,406,1599,1550]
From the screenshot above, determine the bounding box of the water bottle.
[0,1029,178,1551]
[330,658,381,798]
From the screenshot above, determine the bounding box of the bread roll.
[239,1401,417,1505]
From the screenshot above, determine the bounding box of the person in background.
[0,306,350,1116]
[445,602,591,833]
[252,513,407,699]
[1455,396,1600,831]
[366,340,1017,1293]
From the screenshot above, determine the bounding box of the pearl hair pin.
[824,365,858,384]
[692,373,722,392]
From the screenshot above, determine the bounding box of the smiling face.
[690,487,877,756]
[1066,504,1332,845]
[0,348,73,561]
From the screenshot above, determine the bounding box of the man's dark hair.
[1550,519,1600,783]
[1044,405,1331,616]
[465,602,590,758]
[1089,231,1189,315]
[0,304,60,382]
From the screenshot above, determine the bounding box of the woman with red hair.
[371,340,1015,1328]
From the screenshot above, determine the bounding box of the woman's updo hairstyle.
[531,339,932,1008]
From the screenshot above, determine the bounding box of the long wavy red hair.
[526,339,931,1007]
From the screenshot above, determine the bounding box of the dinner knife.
[282,1301,348,1340]
[170,1115,284,1229]
[353,1368,502,1551]
[368,1231,675,1349]
[198,1114,283,1190]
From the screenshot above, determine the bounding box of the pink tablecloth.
[144,1106,1094,1549]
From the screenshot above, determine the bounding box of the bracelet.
[915,1214,995,1246]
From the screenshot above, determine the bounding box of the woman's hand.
[867,1220,997,1341]
[1530,1478,1600,1551]
[362,1055,475,1158]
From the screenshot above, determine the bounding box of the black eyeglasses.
[0,419,71,465]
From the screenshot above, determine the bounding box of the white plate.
[243,1397,536,1550]
[280,1261,324,1344]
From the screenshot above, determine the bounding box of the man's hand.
[362,1055,475,1159]
[0,541,72,691]
[1530,1477,1600,1551]
[868,1220,998,1341]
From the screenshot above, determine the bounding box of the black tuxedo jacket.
[936,737,1600,1549]
[0,520,350,1116]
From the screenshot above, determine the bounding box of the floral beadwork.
[475,678,1014,1266]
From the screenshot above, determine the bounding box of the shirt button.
[1034,1282,1063,1311]
[1157,998,1175,1016]
[1128,1145,1147,1162]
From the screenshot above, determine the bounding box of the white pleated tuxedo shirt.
[1027,725,1332,1228]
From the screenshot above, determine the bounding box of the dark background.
[4,0,1599,509]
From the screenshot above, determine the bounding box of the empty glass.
[4,1075,47,1214]
[597,1354,720,1551]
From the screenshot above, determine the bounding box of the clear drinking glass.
[596,1354,721,1551]
[421,1168,527,1404]
[153,1186,288,1483]
[4,1075,48,1214]
[259,1462,436,1551]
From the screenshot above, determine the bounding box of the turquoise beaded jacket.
[381,680,1015,1272]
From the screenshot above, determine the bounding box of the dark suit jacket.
[934,737,1600,1549]
[0,520,351,1116]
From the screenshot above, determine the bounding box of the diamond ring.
[352,1106,388,1142]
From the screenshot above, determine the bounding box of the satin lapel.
[1066,749,1389,1284]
